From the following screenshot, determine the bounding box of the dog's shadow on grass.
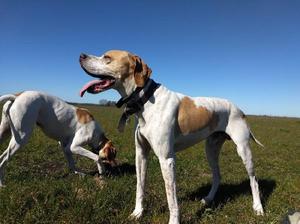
[105,162,136,176]
[183,179,276,218]
[88,162,136,177]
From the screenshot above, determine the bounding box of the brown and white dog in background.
[0,91,116,187]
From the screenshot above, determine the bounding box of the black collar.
[117,79,160,132]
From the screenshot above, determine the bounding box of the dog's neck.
[116,79,160,132]
[114,77,136,98]
[115,79,158,107]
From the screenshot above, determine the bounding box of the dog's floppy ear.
[132,55,152,87]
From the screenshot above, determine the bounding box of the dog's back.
[5,91,80,141]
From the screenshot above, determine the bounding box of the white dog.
[79,50,264,224]
[0,91,116,187]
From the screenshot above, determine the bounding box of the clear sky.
[1,0,299,117]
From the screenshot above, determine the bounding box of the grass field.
[0,104,299,224]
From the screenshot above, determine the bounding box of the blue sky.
[1,0,299,117]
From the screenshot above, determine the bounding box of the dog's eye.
[103,55,111,63]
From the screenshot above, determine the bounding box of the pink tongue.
[80,79,108,97]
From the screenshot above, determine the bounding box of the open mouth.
[80,74,116,97]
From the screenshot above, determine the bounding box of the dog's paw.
[254,205,264,216]
[96,162,105,176]
[129,208,143,220]
[74,171,86,178]
[201,197,212,206]
[0,180,5,188]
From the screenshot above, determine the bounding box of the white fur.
[80,50,264,224]
[133,86,264,223]
[0,91,107,186]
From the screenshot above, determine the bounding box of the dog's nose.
[79,53,88,61]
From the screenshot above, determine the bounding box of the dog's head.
[79,50,152,97]
[98,139,117,166]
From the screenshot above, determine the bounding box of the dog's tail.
[0,94,16,148]
[250,130,264,148]
[0,94,17,115]
[0,94,16,104]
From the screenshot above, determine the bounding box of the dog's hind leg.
[0,138,22,187]
[0,128,32,186]
[0,104,36,186]
[235,141,264,215]
[0,101,13,145]
[0,102,13,166]
[59,141,77,173]
[201,132,227,205]
[227,118,264,215]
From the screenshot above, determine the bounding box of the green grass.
[0,105,299,223]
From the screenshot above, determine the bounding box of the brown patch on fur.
[130,55,152,87]
[104,50,132,82]
[101,50,152,87]
[76,108,94,124]
[178,97,219,135]
[99,139,117,166]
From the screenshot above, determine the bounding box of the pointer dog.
[0,91,116,186]
[80,50,264,223]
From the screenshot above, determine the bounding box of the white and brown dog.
[79,50,264,223]
[0,91,116,187]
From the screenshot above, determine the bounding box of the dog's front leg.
[130,130,150,220]
[70,131,105,175]
[70,144,104,175]
[159,155,180,224]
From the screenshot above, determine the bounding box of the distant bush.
[98,99,116,106]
